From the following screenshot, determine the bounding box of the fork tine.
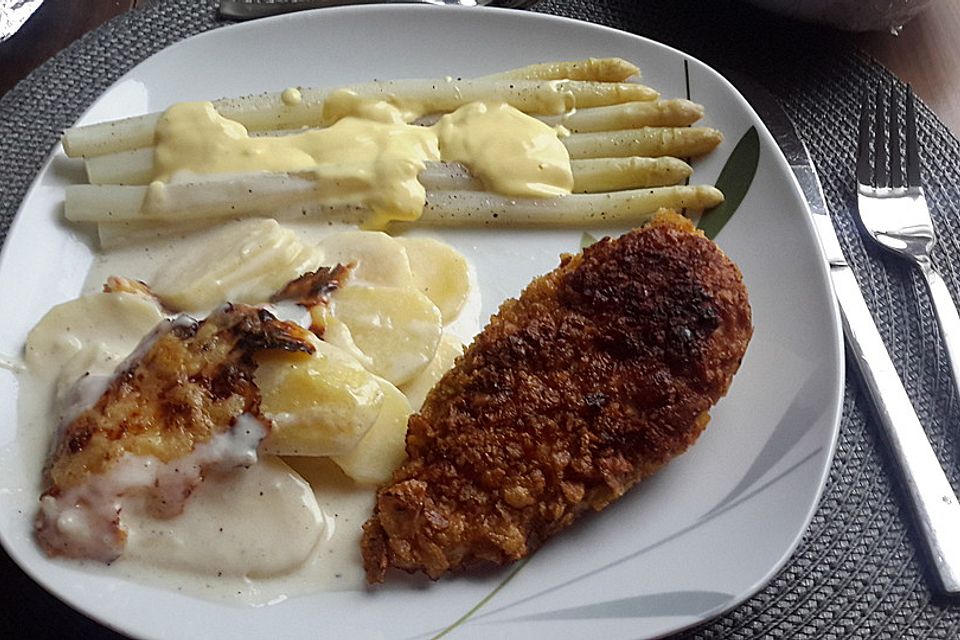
[906,85,922,187]
[889,83,903,188]
[873,83,888,188]
[857,85,873,185]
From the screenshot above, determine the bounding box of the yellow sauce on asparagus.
[150,96,573,228]
[437,102,573,197]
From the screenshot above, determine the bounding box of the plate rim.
[0,5,845,639]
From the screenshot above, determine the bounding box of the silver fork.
[856,83,960,406]
[853,84,960,594]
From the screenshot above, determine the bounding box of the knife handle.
[832,265,960,594]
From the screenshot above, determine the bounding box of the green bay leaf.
[698,125,759,240]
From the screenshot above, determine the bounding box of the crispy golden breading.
[361,211,752,582]
[36,304,314,559]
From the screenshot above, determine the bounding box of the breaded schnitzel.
[35,304,314,561]
[361,211,752,582]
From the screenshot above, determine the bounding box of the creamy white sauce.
[107,459,374,601]
[121,456,324,580]
[56,370,112,430]
[21,220,480,603]
[35,416,268,563]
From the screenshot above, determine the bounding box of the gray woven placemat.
[2,0,960,638]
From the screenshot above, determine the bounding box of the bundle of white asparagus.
[61,57,725,245]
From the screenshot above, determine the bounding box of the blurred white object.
[1,0,43,43]
[745,0,937,32]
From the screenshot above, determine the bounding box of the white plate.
[0,6,843,640]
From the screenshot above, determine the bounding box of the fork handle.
[918,259,960,406]
[833,265,960,594]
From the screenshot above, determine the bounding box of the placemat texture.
[2,0,959,638]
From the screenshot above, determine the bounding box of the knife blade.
[728,72,960,595]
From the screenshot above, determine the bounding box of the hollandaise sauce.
[148,93,573,228]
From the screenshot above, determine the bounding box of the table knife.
[729,72,960,595]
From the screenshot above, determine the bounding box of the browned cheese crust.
[41,304,314,504]
[269,263,350,307]
[361,211,753,583]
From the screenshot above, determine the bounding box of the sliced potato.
[25,292,164,376]
[401,334,464,411]
[313,285,442,387]
[311,313,374,370]
[151,218,320,312]
[396,236,471,324]
[316,230,414,288]
[332,378,411,485]
[256,339,384,456]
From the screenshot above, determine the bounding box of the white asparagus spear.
[84,130,337,184]
[570,157,692,191]
[87,151,693,193]
[414,99,700,130]
[478,57,640,82]
[66,174,352,223]
[559,81,657,108]
[63,78,659,159]
[418,158,692,193]
[418,187,723,226]
[64,114,162,160]
[564,127,723,159]
[68,176,721,227]
[94,181,718,246]
[85,147,156,185]
[542,99,704,132]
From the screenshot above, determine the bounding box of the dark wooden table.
[0,0,150,96]
[856,0,960,137]
[3,0,959,136]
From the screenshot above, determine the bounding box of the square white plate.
[0,6,843,639]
